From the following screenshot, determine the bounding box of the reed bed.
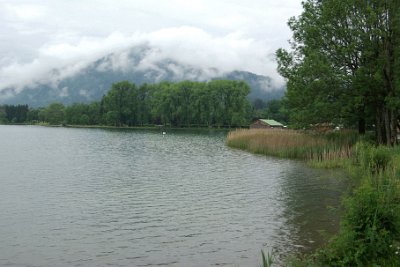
[226,128,355,163]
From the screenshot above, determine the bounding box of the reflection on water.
[0,126,348,266]
[280,167,348,254]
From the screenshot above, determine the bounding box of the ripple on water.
[0,126,348,266]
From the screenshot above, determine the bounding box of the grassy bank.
[295,143,400,266]
[226,129,357,167]
[227,129,400,266]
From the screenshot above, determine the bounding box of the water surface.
[0,125,347,266]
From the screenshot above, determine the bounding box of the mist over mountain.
[0,45,285,107]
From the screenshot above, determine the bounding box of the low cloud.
[0,32,141,92]
[0,26,285,93]
[0,1,303,94]
[3,3,47,21]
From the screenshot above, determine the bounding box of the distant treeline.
[0,104,30,123]
[0,80,285,127]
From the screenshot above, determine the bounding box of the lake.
[0,125,348,266]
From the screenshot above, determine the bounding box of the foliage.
[0,104,41,124]
[0,104,29,123]
[11,79,253,127]
[26,108,40,122]
[94,80,251,127]
[317,144,400,266]
[290,143,400,267]
[260,249,274,267]
[276,0,400,145]
[39,103,65,125]
[0,106,6,123]
[65,103,99,125]
[252,99,288,124]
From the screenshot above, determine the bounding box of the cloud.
[144,27,280,80]
[0,1,303,93]
[0,26,287,92]
[0,32,143,92]
[4,3,47,20]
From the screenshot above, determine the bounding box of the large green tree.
[40,103,65,125]
[277,0,400,145]
[101,81,137,126]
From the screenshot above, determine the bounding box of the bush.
[313,143,400,266]
[317,184,400,266]
[354,143,393,175]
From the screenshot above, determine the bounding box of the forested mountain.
[0,46,284,107]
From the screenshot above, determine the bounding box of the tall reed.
[226,129,355,164]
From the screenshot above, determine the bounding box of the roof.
[259,119,284,127]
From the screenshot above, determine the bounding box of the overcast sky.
[0,0,303,91]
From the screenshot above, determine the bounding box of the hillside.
[0,47,285,107]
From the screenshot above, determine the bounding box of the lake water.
[0,125,348,266]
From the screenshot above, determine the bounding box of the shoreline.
[226,128,400,266]
[1,123,245,131]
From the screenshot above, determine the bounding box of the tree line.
[0,104,30,123]
[1,80,262,127]
[277,0,400,145]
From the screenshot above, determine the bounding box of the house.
[250,119,285,129]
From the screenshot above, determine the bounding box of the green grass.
[260,249,274,267]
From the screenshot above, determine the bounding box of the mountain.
[220,71,285,101]
[0,46,285,107]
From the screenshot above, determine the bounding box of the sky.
[0,0,303,92]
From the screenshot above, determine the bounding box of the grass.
[308,143,400,266]
[260,249,274,267]
[226,129,356,166]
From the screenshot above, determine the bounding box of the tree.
[3,104,29,123]
[87,102,101,125]
[207,80,250,127]
[0,106,6,123]
[102,81,136,126]
[44,103,65,125]
[65,103,89,125]
[277,0,400,145]
[28,79,252,128]
[136,83,152,126]
[252,98,266,110]
[27,108,40,122]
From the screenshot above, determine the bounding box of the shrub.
[313,143,400,266]
[354,142,393,175]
